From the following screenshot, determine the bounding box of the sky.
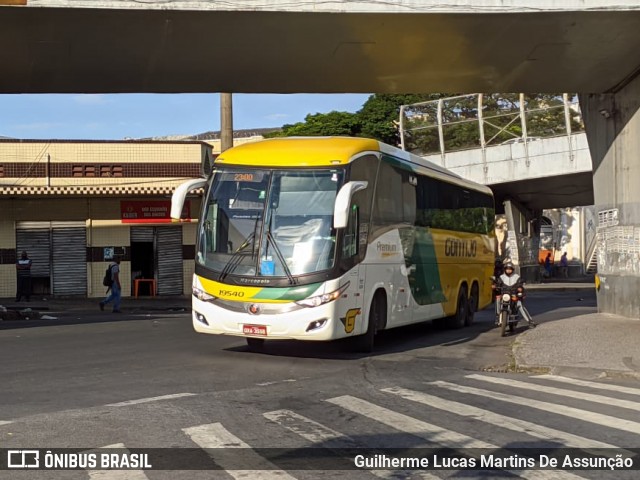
[0,93,371,141]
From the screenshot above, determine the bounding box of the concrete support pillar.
[503,199,541,283]
[580,81,640,319]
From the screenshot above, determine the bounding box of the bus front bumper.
[191,297,342,341]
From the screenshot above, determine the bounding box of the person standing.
[560,252,569,278]
[544,252,553,278]
[15,250,32,302]
[99,256,122,313]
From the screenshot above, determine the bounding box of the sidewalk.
[525,275,596,292]
[513,312,640,380]
[510,278,640,380]
[0,295,191,319]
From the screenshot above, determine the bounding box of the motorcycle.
[490,276,526,337]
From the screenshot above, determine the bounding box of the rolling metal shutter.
[52,227,87,296]
[130,226,155,243]
[16,227,51,278]
[156,226,183,295]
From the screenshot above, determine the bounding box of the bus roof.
[215,136,492,196]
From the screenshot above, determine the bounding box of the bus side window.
[341,205,359,261]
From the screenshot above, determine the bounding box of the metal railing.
[399,93,584,160]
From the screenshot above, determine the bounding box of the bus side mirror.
[171,178,208,219]
[333,181,368,229]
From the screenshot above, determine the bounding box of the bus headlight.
[295,282,350,308]
[193,286,217,302]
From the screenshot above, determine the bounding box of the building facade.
[0,140,212,298]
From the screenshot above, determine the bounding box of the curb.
[525,286,594,292]
[512,362,640,381]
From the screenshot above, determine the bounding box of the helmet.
[503,262,514,273]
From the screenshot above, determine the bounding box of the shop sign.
[120,200,190,223]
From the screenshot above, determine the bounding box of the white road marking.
[0,420,13,426]
[466,374,640,411]
[432,380,640,435]
[183,422,297,480]
[88,443,149,480]
[256,379,297,386]
[382,386,626,451]
[264,409,440,480]
[327,395,585,480]
[533,374,640,396]
[105,393,196,407]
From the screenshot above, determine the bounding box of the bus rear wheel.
[448,287,468,329]
[465,283,479,326]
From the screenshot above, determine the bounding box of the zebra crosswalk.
[2,373,639,479]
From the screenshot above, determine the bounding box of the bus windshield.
[197,167,344,279]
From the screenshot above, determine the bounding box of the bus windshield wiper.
[219,218,260,281]
[266,230,297,285]
[263,210,296,285]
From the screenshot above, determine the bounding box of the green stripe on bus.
[407,228,446,305]
[252,282,322,301]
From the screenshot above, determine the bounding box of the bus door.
[338,203,367,336]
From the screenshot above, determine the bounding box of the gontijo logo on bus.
[444,238,477,257]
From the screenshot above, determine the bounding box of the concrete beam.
[23,1,640,14]
[2,7,640,93]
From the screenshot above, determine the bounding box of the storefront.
[0,139,210,299]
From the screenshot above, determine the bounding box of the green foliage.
[265,94,453,145]
[264,111,361,138]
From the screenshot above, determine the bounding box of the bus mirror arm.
[171,178,208,219]
[333,181,368,229]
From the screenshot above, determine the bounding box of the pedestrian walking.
[99,256,122,313]
[15,250,32,302]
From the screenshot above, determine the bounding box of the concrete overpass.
[2,1,640,94]
[400,93,595,281]
[1,0,640,317]
[400,94,593,213]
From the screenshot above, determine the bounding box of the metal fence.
[399,93,584,157]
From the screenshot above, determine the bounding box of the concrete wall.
[581,81,640,318]
[425,134,592,186]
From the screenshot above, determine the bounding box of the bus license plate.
[243,324,267,336]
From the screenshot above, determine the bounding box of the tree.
[264,111,361,138]
[358,94,452,146]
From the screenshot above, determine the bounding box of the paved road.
[1,290,638,479]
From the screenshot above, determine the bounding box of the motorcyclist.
[496,262,536,328]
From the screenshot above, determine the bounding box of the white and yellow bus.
[172,137,495,352]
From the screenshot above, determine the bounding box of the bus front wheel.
[354,292,386,353]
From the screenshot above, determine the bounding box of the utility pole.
[220,93,233,153]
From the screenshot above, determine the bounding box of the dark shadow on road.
[223,290,597,360]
